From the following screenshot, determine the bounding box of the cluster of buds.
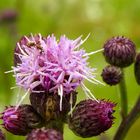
[102,36,136,85]
[1,34,116,140]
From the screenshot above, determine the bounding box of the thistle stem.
[119,69,128,119]
[114,96,140,140]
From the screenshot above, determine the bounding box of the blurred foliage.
[0,0,140,140]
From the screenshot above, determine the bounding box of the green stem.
[119,69,128,119]
[113,96,140,140]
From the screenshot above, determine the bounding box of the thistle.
[3,34,110,139]
[1,105,42,135]
[1,32,139,140]
[68,99,116,138]
[11,34,102,110]
[103,36,136,67]
[101,65,122,86]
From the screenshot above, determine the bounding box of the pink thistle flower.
[10,34,103,109]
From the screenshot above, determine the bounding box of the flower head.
[12,34,101,107]
[1,105,42,135]
[68,99,116,138]
[103,36,136,67]
[101,65,122,86]
[26,128,63,140]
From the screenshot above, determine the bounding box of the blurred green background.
[0,0,140,140]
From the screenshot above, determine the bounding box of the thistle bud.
[101,65,122,86]
[26,128,63,140]
[30,91,77,122]
[13,34,98,99]
[0,9,17,23]
[103,36,136,67]
[134,53,140,85]
[0,129,5,140]
[1,105,42,136]
[68,99,116,138]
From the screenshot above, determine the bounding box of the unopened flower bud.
[26,128,63,140]
[0,129,5,140]
[68,99,116,138]
[101,65,122,85]
[103,36,136,67]
[0,9,17,23]
[30,91,77,122]
[1,105,42,136]
[134,53,140,85]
